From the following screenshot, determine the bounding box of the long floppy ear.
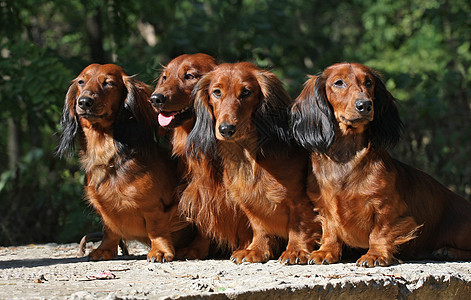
[122,76,155,127]
[114,76,157,153]
[186,75,217,160]
[56,81,79,158]
[254,70,292,152]
[291,75,336,153]
[370,71,404,149]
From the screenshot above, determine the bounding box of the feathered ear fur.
[186,75,217,160]
[56,81,79,158]
[254,70,293,152]
[122,76,155,127]
[291,75,336,153]
[370,71,404,149]
[113,76,157,154]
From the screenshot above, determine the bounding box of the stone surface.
[1,242,471,299]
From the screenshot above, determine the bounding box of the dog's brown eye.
[78,79,85,86]
[103,81,113,87]
[162,75,167,81]
[240,88,252,99]
[212,89,222,99]
[184,73,196,80]
[365,78,372,88]
[333,79,345,87]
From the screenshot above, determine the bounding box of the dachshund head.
[150,53,217,128]
[57,63,155,157]
[186,62,292,159]
[292,62,403,153]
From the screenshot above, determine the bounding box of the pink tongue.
[158,113,175,127]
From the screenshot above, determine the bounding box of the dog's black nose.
[77,97,94,110]
[150,93,167,106]
[219,123,236,138]
[354,99,373,115]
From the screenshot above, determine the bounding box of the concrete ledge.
[1,243,470,299]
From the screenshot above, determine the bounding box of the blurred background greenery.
[0,0,470,246]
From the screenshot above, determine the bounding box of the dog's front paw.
[147,249,174,263]
[230,249,270,264]
[88,248,117,261]
[356,253,400,267]
[279,250,310,265]
[308,250,339,265]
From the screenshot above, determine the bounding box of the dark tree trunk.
[7,116,20,171]
[86,9,108,63]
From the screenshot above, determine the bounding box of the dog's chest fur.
[79,127,149,238]
[311,147,381,248]
[219,142,288,211]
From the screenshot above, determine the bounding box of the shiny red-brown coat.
[187,62,322,264]
[58,64,186,262]
[150,54,252,257]
[292,62,471,267]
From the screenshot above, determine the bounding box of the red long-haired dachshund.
[291,62,471,267]
[57,64,190,262]
[187,62,321,264]
[150,54,253,258]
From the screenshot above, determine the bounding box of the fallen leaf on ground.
[86,270,116,280]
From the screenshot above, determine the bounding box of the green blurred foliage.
[0,0,469,245]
